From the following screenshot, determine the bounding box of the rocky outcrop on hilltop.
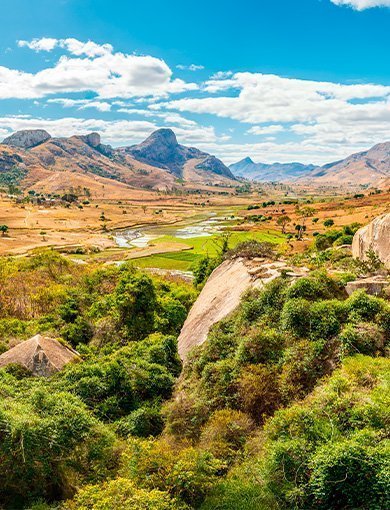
[3,129,51,149]
[352,213,390,269]
[123,128,235,180]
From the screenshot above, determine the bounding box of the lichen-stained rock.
[352,213,390,269]
[0,334,79,376]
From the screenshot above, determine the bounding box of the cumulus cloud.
[0,115,222,147]
[2,38,197,100]
[176,64,204,71]
[330,0,390,10]
[153,72,390,158]
[18,37,113,57]
[18,37,58,51]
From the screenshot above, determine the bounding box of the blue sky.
[0,0,389,164]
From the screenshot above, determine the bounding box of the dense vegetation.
[0,247,389,509]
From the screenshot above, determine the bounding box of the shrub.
[115,271,157,340]
[286,273,339,301]
[237,365,282,423]
[226,241,276,260]
[346,290,383,322]
[200,409,254,462]
[308,439,390,510]
[200,359,239,409]
[309,300,343,339]
[280,298,311,338]
[123,439,223,507]
[115,405,164,438]
[338,322,386,357]
[63,478,187,510]
[236,328,286,365]
[0,386,117,508]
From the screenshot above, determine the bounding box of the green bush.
[346,290,383,322]
[338,322,386,357]
[0,384,117,508]
[281,298,311,337]
[64,478,187,510]
[309,300,344,339]
[115,405,164,438]
[308,438,390,509]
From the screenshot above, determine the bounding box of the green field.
[134,230,286,270]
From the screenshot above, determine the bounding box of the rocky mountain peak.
[77,132,101,148]
[2,129,51,149]
[144,128,179,147]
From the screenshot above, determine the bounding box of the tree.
[115,271,157,340]
[296,206,315,240]
[0,225,9,236]
[276,215,291,234]
[323,218,334,228]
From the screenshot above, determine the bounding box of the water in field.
[114,213,236,248]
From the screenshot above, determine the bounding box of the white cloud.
[18,37,113,57]
[209,71,233,80]
[154,72,390,160]
[176,64,204,71]
[0,115,222,147]
[247,125,285,135]
[18,38,58,52]
[48,98,112,112]
[331,0,390,10]
[2,38,197,100]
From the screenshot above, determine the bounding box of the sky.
[0,0,389,165]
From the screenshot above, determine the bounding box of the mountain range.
[229,157,316,182]
[0,128,236,195]
[229,142,390,187]
[1,127,389,195]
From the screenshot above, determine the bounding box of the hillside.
[0,239,388,510]
[230,157,315,182]
[303,141,390,186]
[231,142,390,187]
[0,128,236,195]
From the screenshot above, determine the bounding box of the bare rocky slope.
[0,128,236,193]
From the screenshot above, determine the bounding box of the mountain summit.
[3,129,51,149]
[123,128,235,179]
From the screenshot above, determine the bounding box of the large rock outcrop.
[352,213,390,269]
[0,334,79,376]
[3,129,51,149]
[178,258,308,361]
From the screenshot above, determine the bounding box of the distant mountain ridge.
[0,128,236,194]
[229,141,390,187]
[303,142,390,186]
[229,157,315,182]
